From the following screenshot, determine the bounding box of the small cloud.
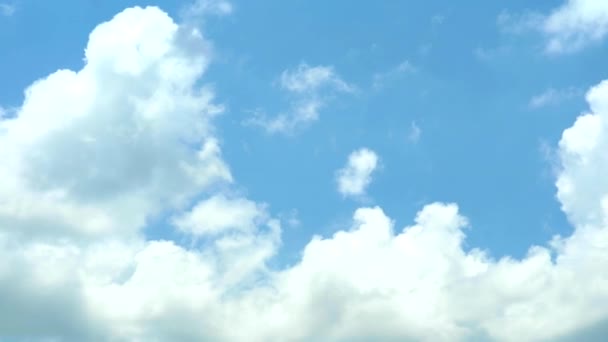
[336,148,379,198]
[529,87,580,109]
[0,3,16,16]
[173,194,267,236]
[408,121,422,143]
[372,60,416,90]
[246,100,323,134]
[247,63,353,134]
[280,63,353,94]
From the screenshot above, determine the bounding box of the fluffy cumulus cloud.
[336,148,379,198]
[248,63,353,134]
[0,5,275,340]
[3,4,608,342]
[556,81,608,227]
[0,6,238,240]
[173,194,268,236]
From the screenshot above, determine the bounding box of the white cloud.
[529,87,580,108]
[2,4,608,342]
[499,0,608,54]
[173,194,267,236]
[0,3,15,16]
[0,6,231,239]
[280,63,352,94]
[336,148,379,198]
[556,80,608,227]
[543,0,608,53]
[247,63,353,134]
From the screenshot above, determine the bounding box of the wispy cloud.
[372,60,416,90]
[529,87,580,109]
[496,10,543,35]
[280,63,352,94]
[497,1,608,54]
[247,63,354,134]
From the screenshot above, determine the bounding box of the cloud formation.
[248,63,353,134]
[0,6,231,240]
[1,5,608,342]
[336,148,379,198]
[543,0,608,53]
[173,194,268,236]
[499,0,608,54]
[181,0,233,23]
[529,87,580,109]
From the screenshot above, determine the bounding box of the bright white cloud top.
[1,4,608,342]
[336,148,379,198]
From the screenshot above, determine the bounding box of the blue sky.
[1,0,608,341]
